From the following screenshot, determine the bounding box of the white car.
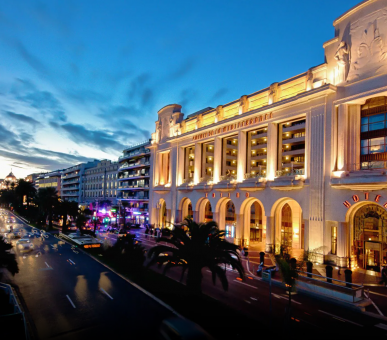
[16,239,34,251]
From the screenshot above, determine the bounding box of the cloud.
[209,87,228,103]
[3,111,41,128]
[10,78,67,122]
[0,123,90,172]
[167,57,196,81]
[15,41,51,77]
[50,122,127,153]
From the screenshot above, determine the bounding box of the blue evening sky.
[0,0,360,178]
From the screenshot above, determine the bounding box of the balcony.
[119,149,150,161]
[282,148,305,157]
[193,177,214,192]
[119,161,150,170]
[178,178,195,192]
[282,122,306,133]
[62,178,79,184]
[270,168,305,190]
[213,174,237,192]
[62,172,80,179]
[331,162,387,190]
[153,183,171,193]
[238,173,266,191]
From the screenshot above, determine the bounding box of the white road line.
[233,280,257,289]
[375,323,387,330]
[68,259,75,265]
[280,294,302,304]
[66,295,76,308]
[100,287,114,300]
[318,310,363,327]
[250,297,258,301]
[45,262,50,268]
[370,291,387,298]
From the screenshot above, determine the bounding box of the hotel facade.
[148,0,387,270]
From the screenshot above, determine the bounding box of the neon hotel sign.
[192,112,273,141]
[343,192,387,208]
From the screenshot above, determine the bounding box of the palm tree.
[15,179,36,210]
[36,187,58,229]
[58,200,79,233]
[147,218,244,294]
[0,235,18,279]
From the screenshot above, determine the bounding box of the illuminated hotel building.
[149,0,387,270]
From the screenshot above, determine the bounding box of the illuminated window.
[331,226,337,255]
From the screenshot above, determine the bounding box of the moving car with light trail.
[16,239,34,252]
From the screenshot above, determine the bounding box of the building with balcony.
[81,159,118,206]
[149,0,387,271]
[117,140,151,225]
[61,160,99,202]
[35,170,63,195]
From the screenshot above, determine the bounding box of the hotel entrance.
[353,204,387,272]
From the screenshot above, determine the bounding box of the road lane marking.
[250,297,257,301]
[45,262,51,268]
[370,291,387,298]
[280,294,301,304]
[66,295,76,308]
[68,259,76,265]
[100,287,114,300]
[233,280,257,289]
[318,310,363,327]
[375,323,387,330]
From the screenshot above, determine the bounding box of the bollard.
[326,265,333,283]
[306,261,313,278]
[260,252,265,264]
[344,269,352,288]
[290,258,297,270]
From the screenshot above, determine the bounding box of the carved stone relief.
[268,83,278,104]
[215,105,224,123]
[238,95,249,115]
[346,8,387,82]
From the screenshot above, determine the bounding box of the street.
[1,213,176,340]
[115,227,387,338]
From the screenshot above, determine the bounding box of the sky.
[0,0,361,179]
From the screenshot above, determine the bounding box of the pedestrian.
[150,228,154,236]
[145,226,149,239]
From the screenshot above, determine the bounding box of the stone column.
[213,137,222,183]
[235,213,244,247]
[348,105,361,171]
[194,143,202,184]
[193,210,199,223]
[237,130,246,182]
[265,216,274,253]
[337,221,349,268]
[337,104,348,171]
[266,123,278,180]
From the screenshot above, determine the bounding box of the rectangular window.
[331,226,337,255]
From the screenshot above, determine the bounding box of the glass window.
[369,113,385,123]
[331,226,337,255]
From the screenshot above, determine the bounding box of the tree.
[15,179,36,210]
[147,218,244,294]
[36,187,58,229]
[75,213,88,235]
[277,258,298,324]
[121,201,130,227]
[58,200,79,233]
[0,235,18,279]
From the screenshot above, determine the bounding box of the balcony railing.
[220,174,237,182]
[356,161,387,170]
[119,161,150,169]
[119,149,150,160]
[199,176,213,184]
[244,172,266,179]
[276,168,305,177]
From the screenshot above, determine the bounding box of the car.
[117,229,130,238]
[16,239,34,252]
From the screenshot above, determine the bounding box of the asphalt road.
[0,212,176,340]
[117,228,387,338]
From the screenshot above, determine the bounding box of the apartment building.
[117,141,151,225]
[81,159,118,205]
